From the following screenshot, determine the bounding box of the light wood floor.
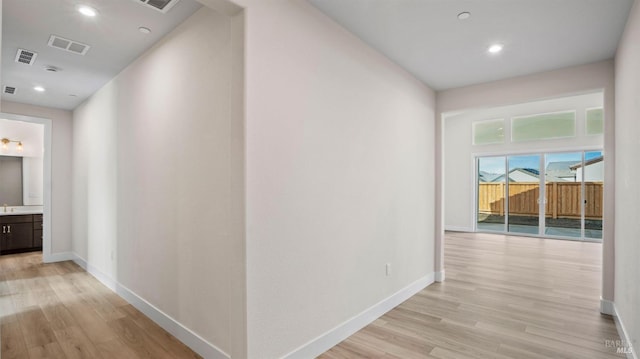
[1,234,625,359]
[320,232,624,359]
[0,252,201,359]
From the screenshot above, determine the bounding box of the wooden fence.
[478,182,603,219]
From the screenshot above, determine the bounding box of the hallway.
[321,232,623,358]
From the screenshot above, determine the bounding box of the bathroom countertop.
[0,209,43,216]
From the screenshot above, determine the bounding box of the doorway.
[477,150,604,241]
[0,113,52,259]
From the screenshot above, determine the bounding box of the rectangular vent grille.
[15,49,37,65]
[135,0,181,13]
[48,35,90,56]
[3,86,16,95]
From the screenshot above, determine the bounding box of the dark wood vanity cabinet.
[0,214,42,255]
[33,214,43,248]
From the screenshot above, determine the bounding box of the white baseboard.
[601,298,615,316]
[444,226,472,232]
[613,303,637,359]
[43,251,76,263]
[70,254,229,359]
[435,270,445,282]
[114,280,229,359]
[283,273,435,359]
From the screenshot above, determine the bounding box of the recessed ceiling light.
[44,65,61,72]
[138,27,152,35]
[34,86,46,92]
[457,12,471,20]
[488,43,504,54]
[78,5,98,17]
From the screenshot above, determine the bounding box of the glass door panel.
[477,157,506,232]
[544,152,582,238]
[476,150,603,241]
[507,155,541,235]
[584,151,604,239]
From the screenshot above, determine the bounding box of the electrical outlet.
[385,263,391,276]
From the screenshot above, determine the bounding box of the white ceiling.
[1,0,202,110]
[2,1,634,110]
[308,0,634,90]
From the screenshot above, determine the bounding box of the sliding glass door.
[476,150,604,241]
[477,157,506,232]
[544,152,582,238]
[507,155,541,235]
[583,151,604,239]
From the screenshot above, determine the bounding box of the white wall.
[23,157,44,205]
[0,0,2,112]
[435,60,616,304]
[210,0,437,357]
[444,93,604,231]
[1,100,72,254]
[576,161,604,182]
[507,170,538,183]
[73,7,245,357]
[74,0,435,356]
[614,0,640,354]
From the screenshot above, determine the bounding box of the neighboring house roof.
[570,156,604,170]
[519,168,539,177]
[546,161,580,179]
[490,168,565,182]
[491,168,538,182]
[478,171,501,182]
[478,158,601,182]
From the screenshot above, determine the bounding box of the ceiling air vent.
[15,49,38,65]
[3,86,16,95]
[135,0,181,13]
[47,35,91,56]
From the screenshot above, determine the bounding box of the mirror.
[0,156,23,205]
[0,156,43,206]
